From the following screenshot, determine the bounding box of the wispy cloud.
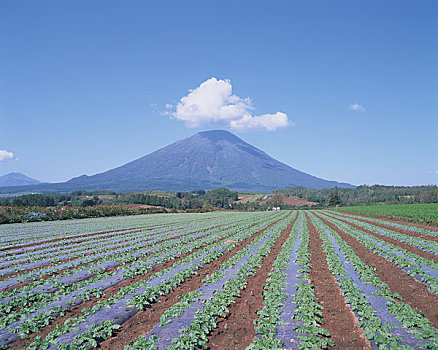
[0,150,16,162]
[168,77,290,132]
[348,103,366,112]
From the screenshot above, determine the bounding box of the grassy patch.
[335,203,438,224]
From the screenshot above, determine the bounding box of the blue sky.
[1,0,437,186]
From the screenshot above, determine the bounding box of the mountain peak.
[0,172,41,187]
[64,129,353,192]
[194,130,244,144]
[0,130,354,193]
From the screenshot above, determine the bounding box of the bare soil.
[331,211,438,243]
[324,212,438,263]
[315,213,438,329]
[282,195,319,207]
[334,210,438,229]
[234,196,256,204]
[8,222,252,350]
[307,214,370,349]
[206,213,298,350]
[98,218,284,350]
[1,227,214,292]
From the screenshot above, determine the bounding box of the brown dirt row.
[331,210,438,230]
[0,224,220,283]
[306,214,370,349]
[98,216,288,350]
[205,213,298,350]
[328,211,438,243]
[9,217,282,350]
[314,213,438,329]
[282,195,319,207]
[323,212,438,264]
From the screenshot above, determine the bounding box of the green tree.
[328,187,342,206]
[268,193,283,208]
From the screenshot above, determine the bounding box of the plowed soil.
[206,213,298,350]
[9,221,268,350]
[334,210,438,229]
[323,212,438,263]
[315,213,438,329]
[307,214,370,349]
[98,218,285,349]
[330,211,438,243]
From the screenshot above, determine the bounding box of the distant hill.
[0,172,41,187]
[0,130,354,194]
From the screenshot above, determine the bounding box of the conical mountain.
[64,130,353,192]
[0,172,41,187]
[0,130,353,194]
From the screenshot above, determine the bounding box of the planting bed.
[1,210,437,349]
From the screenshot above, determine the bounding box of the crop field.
[1,210,438,349]
[336,203,438,224]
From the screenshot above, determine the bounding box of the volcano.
[0,130,354,194]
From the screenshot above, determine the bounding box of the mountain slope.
[0,172,41,187]
[0,130,354,194]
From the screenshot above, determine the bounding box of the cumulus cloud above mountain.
[170,77,290,131]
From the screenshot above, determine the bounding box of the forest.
[277,185,438,206]
[1,185,437,224]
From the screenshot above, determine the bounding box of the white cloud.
[171,77,290,131]
[348,103,366,112]
[0,150,15,162]
[230,112,290,131]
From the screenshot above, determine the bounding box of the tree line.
[277,185,438,207]
[0,188,239,210]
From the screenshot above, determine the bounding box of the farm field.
[336,203,438,225]
[1,210,438,349]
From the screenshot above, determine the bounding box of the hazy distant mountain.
[0,130,354,194]
[0,172,41,187]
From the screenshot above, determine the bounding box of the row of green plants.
[1,211,226,247]
[318,212,438,295]
[327,211,438,255]
[24,213,287,349]
[2,213,246,284]
[1,215,268,335]
[2,225,159,271]
[290,214,333,349]
[124,213,294,349]
[314,212,438,348]
[328,210,438,237]
[248,213,302,349]
[309,213,403,348]
[165,213,293,349]
[2,223,228,333]
[2,221,227,305]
